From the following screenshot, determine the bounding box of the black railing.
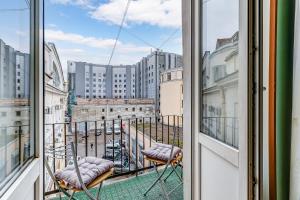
[202,117,239,149]
[44,115,183,196]
[0,124,33,190]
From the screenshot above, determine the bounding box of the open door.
[183,0,260,199]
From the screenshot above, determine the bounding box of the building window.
[0,0,34,192]
[200,0,239,148]
[167,72,171,81]
[110,108,113,112]
[139,107,142,111]
[16,111,21,116]
[1,112,7,117]
[132,107,135,112]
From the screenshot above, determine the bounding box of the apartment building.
[135,51,183,112]
[202,32,239,147]
[68,62,136,99]
[0,39,30,99]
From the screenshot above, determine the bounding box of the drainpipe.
[276,0,295,199]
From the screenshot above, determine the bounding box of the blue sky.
[44,0,183,72]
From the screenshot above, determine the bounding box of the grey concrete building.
[0,39,30,99]
[135,51,183,112]
[68,61,136,99]
[68,51,183,114]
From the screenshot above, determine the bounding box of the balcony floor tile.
[50,168,183,200]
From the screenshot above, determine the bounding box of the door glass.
[0,0,33,190]
[201,0,239,148]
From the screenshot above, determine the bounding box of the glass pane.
[201,0,239,148]
[0,0,33,189]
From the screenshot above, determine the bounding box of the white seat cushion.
[141,143,182,162]
[55,157,113,189]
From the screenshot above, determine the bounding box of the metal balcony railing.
[202,117,239,149]
[44,115,183,196]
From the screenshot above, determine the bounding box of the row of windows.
[86,72,106,77]
[86,90,106,93]
[86,78,106,82]
[0,111,22,117]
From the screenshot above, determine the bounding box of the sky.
[44,0,183,75]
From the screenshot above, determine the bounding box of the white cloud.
[90,0,182,28]
[47,23,58,28]
[45,29,150,54]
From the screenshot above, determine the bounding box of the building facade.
[0,39,30,99]
[71,98,155,123]
[68,51,183,113]
[68,62,136,99]
[44,43,68,191]
[160,67,183,124]
[135,51,183,112]
[202,32,239,147]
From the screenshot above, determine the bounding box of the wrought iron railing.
[202,117,239,149]
[44,115,183,196]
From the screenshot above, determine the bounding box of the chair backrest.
[44,142,96,199]
[44,143,74,191]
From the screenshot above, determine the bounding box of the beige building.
[160,67,183,126]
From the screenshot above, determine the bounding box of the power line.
[123,29,158,50]
[107,0,131,66]
[158,28,181,49]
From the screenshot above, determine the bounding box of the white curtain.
[290,0,300,199]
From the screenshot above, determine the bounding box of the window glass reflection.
[0,0,33,189]
[201,0,239,148]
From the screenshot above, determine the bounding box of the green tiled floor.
[51,168,183,200]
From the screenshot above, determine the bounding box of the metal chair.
[142,126,183,200]
[45,142,114,200]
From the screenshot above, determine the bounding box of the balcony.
[44,115,183,199]
[47,167,183,200]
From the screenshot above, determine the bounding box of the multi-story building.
[160,67,183,124]
[202,32,239,146]
[135,51,183,112]
[68,62,136,99]
[0,39,31,187]
[44,43,68,191]
[0,39,30,99]
[68,51,183,113]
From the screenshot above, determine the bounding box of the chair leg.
[164,163,182,182]
[144,162,171,200]
[172,164,183,182]
[96,182,103,200]
[68,191,76,200]
[155,165,170,200]
[163,166,176,182]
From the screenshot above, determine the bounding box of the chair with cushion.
[142,126,183,200]
[45,142,114,200]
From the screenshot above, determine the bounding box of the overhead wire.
[107,0,131,66]
[158,28,181,50]
[123,29,159,50]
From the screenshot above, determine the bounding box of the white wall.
[201,146,239,200]
[290,0,300,199]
